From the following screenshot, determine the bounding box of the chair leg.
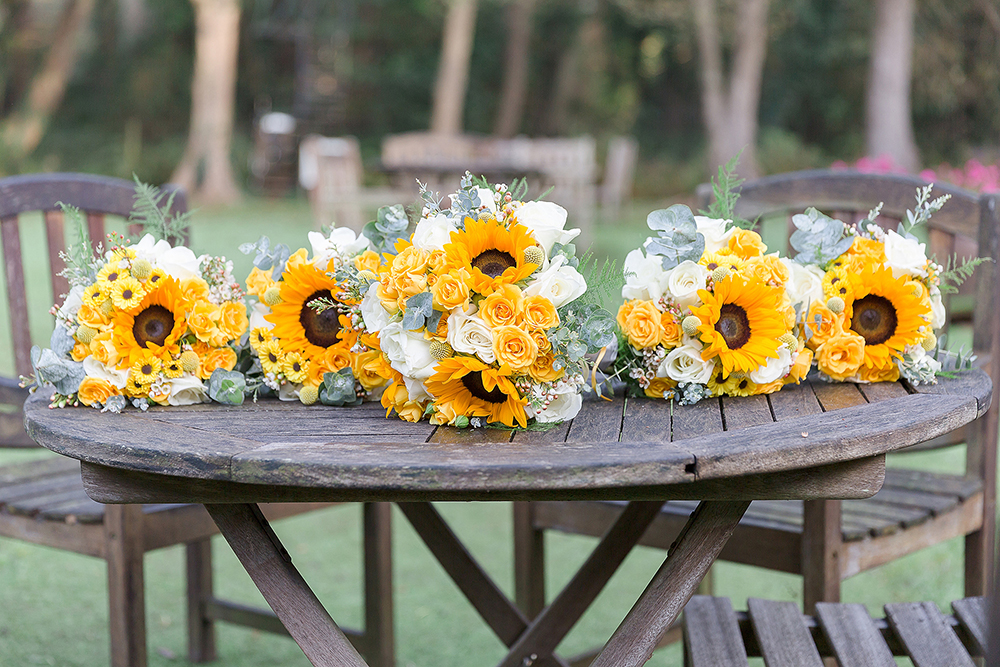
[186,538,217,662]
[364,502,394,667]
[802,499,842,614]
[513,501,546,619]
[105,504,147,667]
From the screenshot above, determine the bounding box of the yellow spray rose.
[77,376,118,406]
[726,229,767,259]
[480,284,524,328]
[816,331,866,381]
[430,269,471,310]
[493,325,538,370]
[623,300,663,349]
[522,295,559,330]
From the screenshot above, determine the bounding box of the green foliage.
[573,252,621,310]
[702,151,745,223]
[644,204,705,269]
[401,292,436,331]
[208,368,245,405]
[129,176,192,244]
[901,185,951,235]
[239,235,291,280]
[937,255,992,295]
[789,208,853,265]
[56,203,101,290]
[320,369,362,406]
[363,205,410,255]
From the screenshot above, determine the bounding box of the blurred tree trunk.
[171,0,241,205]
[866,0,920,171]
[545,1,601,135]
[493,0,534,137]
[431,0,478,135]
[0,0,96,164]
[691,0,769,178]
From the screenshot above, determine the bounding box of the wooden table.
[23,372,992,667]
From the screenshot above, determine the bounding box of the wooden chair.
[0,173,394,667]
[513,171,1000,648]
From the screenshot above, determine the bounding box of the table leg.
[205,503,369,667]
[590,500,751,667]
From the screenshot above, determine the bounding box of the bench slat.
[814,602,895,667]
[884,601,975,667]
[683,595,748,667]
[951,597,988,656]
[0,457,79,485]
[747,598,824,667]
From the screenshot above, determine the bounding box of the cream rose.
[781,258,826,310]
[379,322,437,380]
[621,248,669,301]
[128,234,202,281]
[694,216,735,253]
[403,376,431,403]
[884,229,928,279]
[446,308,496,363]
[513,201,580,255]
[529,381,583,423]
[166,375,211,406]
[523,256,587,308]
[248,301,273,331]
[83,355,128,389]
[748,346,793,384]
[308,228,369,268]
[56,285,85,324]
[411,213,458,252]
[664,260,709,307]
[929,291,946,329]
[660,345,715,384]
[361,283,395,334]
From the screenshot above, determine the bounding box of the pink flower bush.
[832,154,999,193]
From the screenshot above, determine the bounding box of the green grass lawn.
[0,194,985,665]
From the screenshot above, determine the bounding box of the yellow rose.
[528,350,565,383]
[754,379,784,395]
[377,281,401,314]
[644,377,676,399]
[71,342,90,362]
[353,350,390,392]
[90,330,119,368]
[77,376,117,406]
[286,248,309,271]
[392,246,430,277]
[393,271,428,300]
[816,331,866,381]
[805,302,847,351]
[188,301,222,345]
[398,400,426,423]
[847,237,886,263]
[623,300,663,349]
[617,300,637,332]
[428,250,449,276]
[493,325,538,370]
[858,358,900,383]
[380,379,426,422]
[529,329,552,354]
[522,295,559,330]
[76,303,110,330]
[219,301,248,339]
[783,347,814,384]
[431,269,471,310]
[429,401,460,426]
[727,229,767,259]
[245,266,274,298]
[354,250,381,274]
[195,344,237,380]
[480,284,524,328]
[660,312,682,348]
[180,277,210,304]
[744,253,789,286]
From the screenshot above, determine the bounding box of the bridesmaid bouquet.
[612,204,806,404]
[362,175,616,428]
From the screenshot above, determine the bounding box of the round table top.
[24,372,991,503]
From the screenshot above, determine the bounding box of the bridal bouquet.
[362,175,616,428]
[792,185,984,384]
[612,204,805,404]
[27,185,248,411]
[240,228,390,405]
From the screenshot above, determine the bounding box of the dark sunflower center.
[851,294,897,345]
[472,249,516,278]
[122,289,134,300]
[107,271,119,282]
[300,290,342,348]
[133,305,174,348]
[141,363,154,375]
[149,275,160,284]
[739,379,749,390]
[268,352,278,363]
[461,371,508,404]
[716,303,751,350]
[292,362,301,372]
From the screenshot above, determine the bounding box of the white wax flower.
[447,307,496,363]
[749,346,792,384]
[411,213,458,252]
[128,234,201,281]
[83,356,128,389]
[884,229,928,279]
[781,258,826,310]
[529,382,583,423]
[621,248,669,301]
[694,216,735,253]
[664,260,709,307]
[380,322,437,380]
[523,256,587,308]
[166,375,211,406]
[660,345,715,384]
[361,283,394,334]
[513,201,580,256]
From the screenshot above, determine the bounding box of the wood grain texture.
[814,602,895,667]
[884,601,975,667]
[205,503,370,667]
[768,382,822,421]
[362,503,395,667]
[105,504,147,667]
[683,595,749,667]
[747,598,824,667]
[1,214,32,377]
[721,394,773,431]
[951,596,988,657]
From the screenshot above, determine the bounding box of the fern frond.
[937,255,992,294]
[56,203,100,289]
[574,251,621,310]
[128,176,192,244]
[700,149,754,229]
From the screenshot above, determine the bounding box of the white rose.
[446,308,496,363]
[523,256,587,308]
[56,285,85,323]
[660,345,715,384]
[166,375,210,406]
[380,322,437,380]
[664,260,709,307]
[361,283,394,334]
[248,301,273,331]
[513,201,580,256]
[884,229,928,279]
[621,248,669,301]
[929,292,946,329]
[83,356,128,389]
[695,216,735,253]
[128,234,201,281]
[403,376,431,403]
[781,259,826,310]
[749,346,792,384]
[529,382,582,423]
[308,228,369,268]
[411,213,458,252]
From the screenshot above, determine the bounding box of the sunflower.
[424,356,528,428]
[267,260,357,360]
[691,274,787,376]
[112,276,189,369]
[441,217,540,295]
[846,264,929,369]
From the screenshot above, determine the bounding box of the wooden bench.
[683,595,988,666]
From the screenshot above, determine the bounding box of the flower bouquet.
[792,185,984,384]
[26,185,248,411]
[361,175,616,428]
[612,204,806,403]
[239,227,390,405]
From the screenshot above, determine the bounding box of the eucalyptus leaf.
[644,205,705,270]
[402,292,434,331]
[320,369,361,406]
[50,326,75,358]
[208,369,245,405]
